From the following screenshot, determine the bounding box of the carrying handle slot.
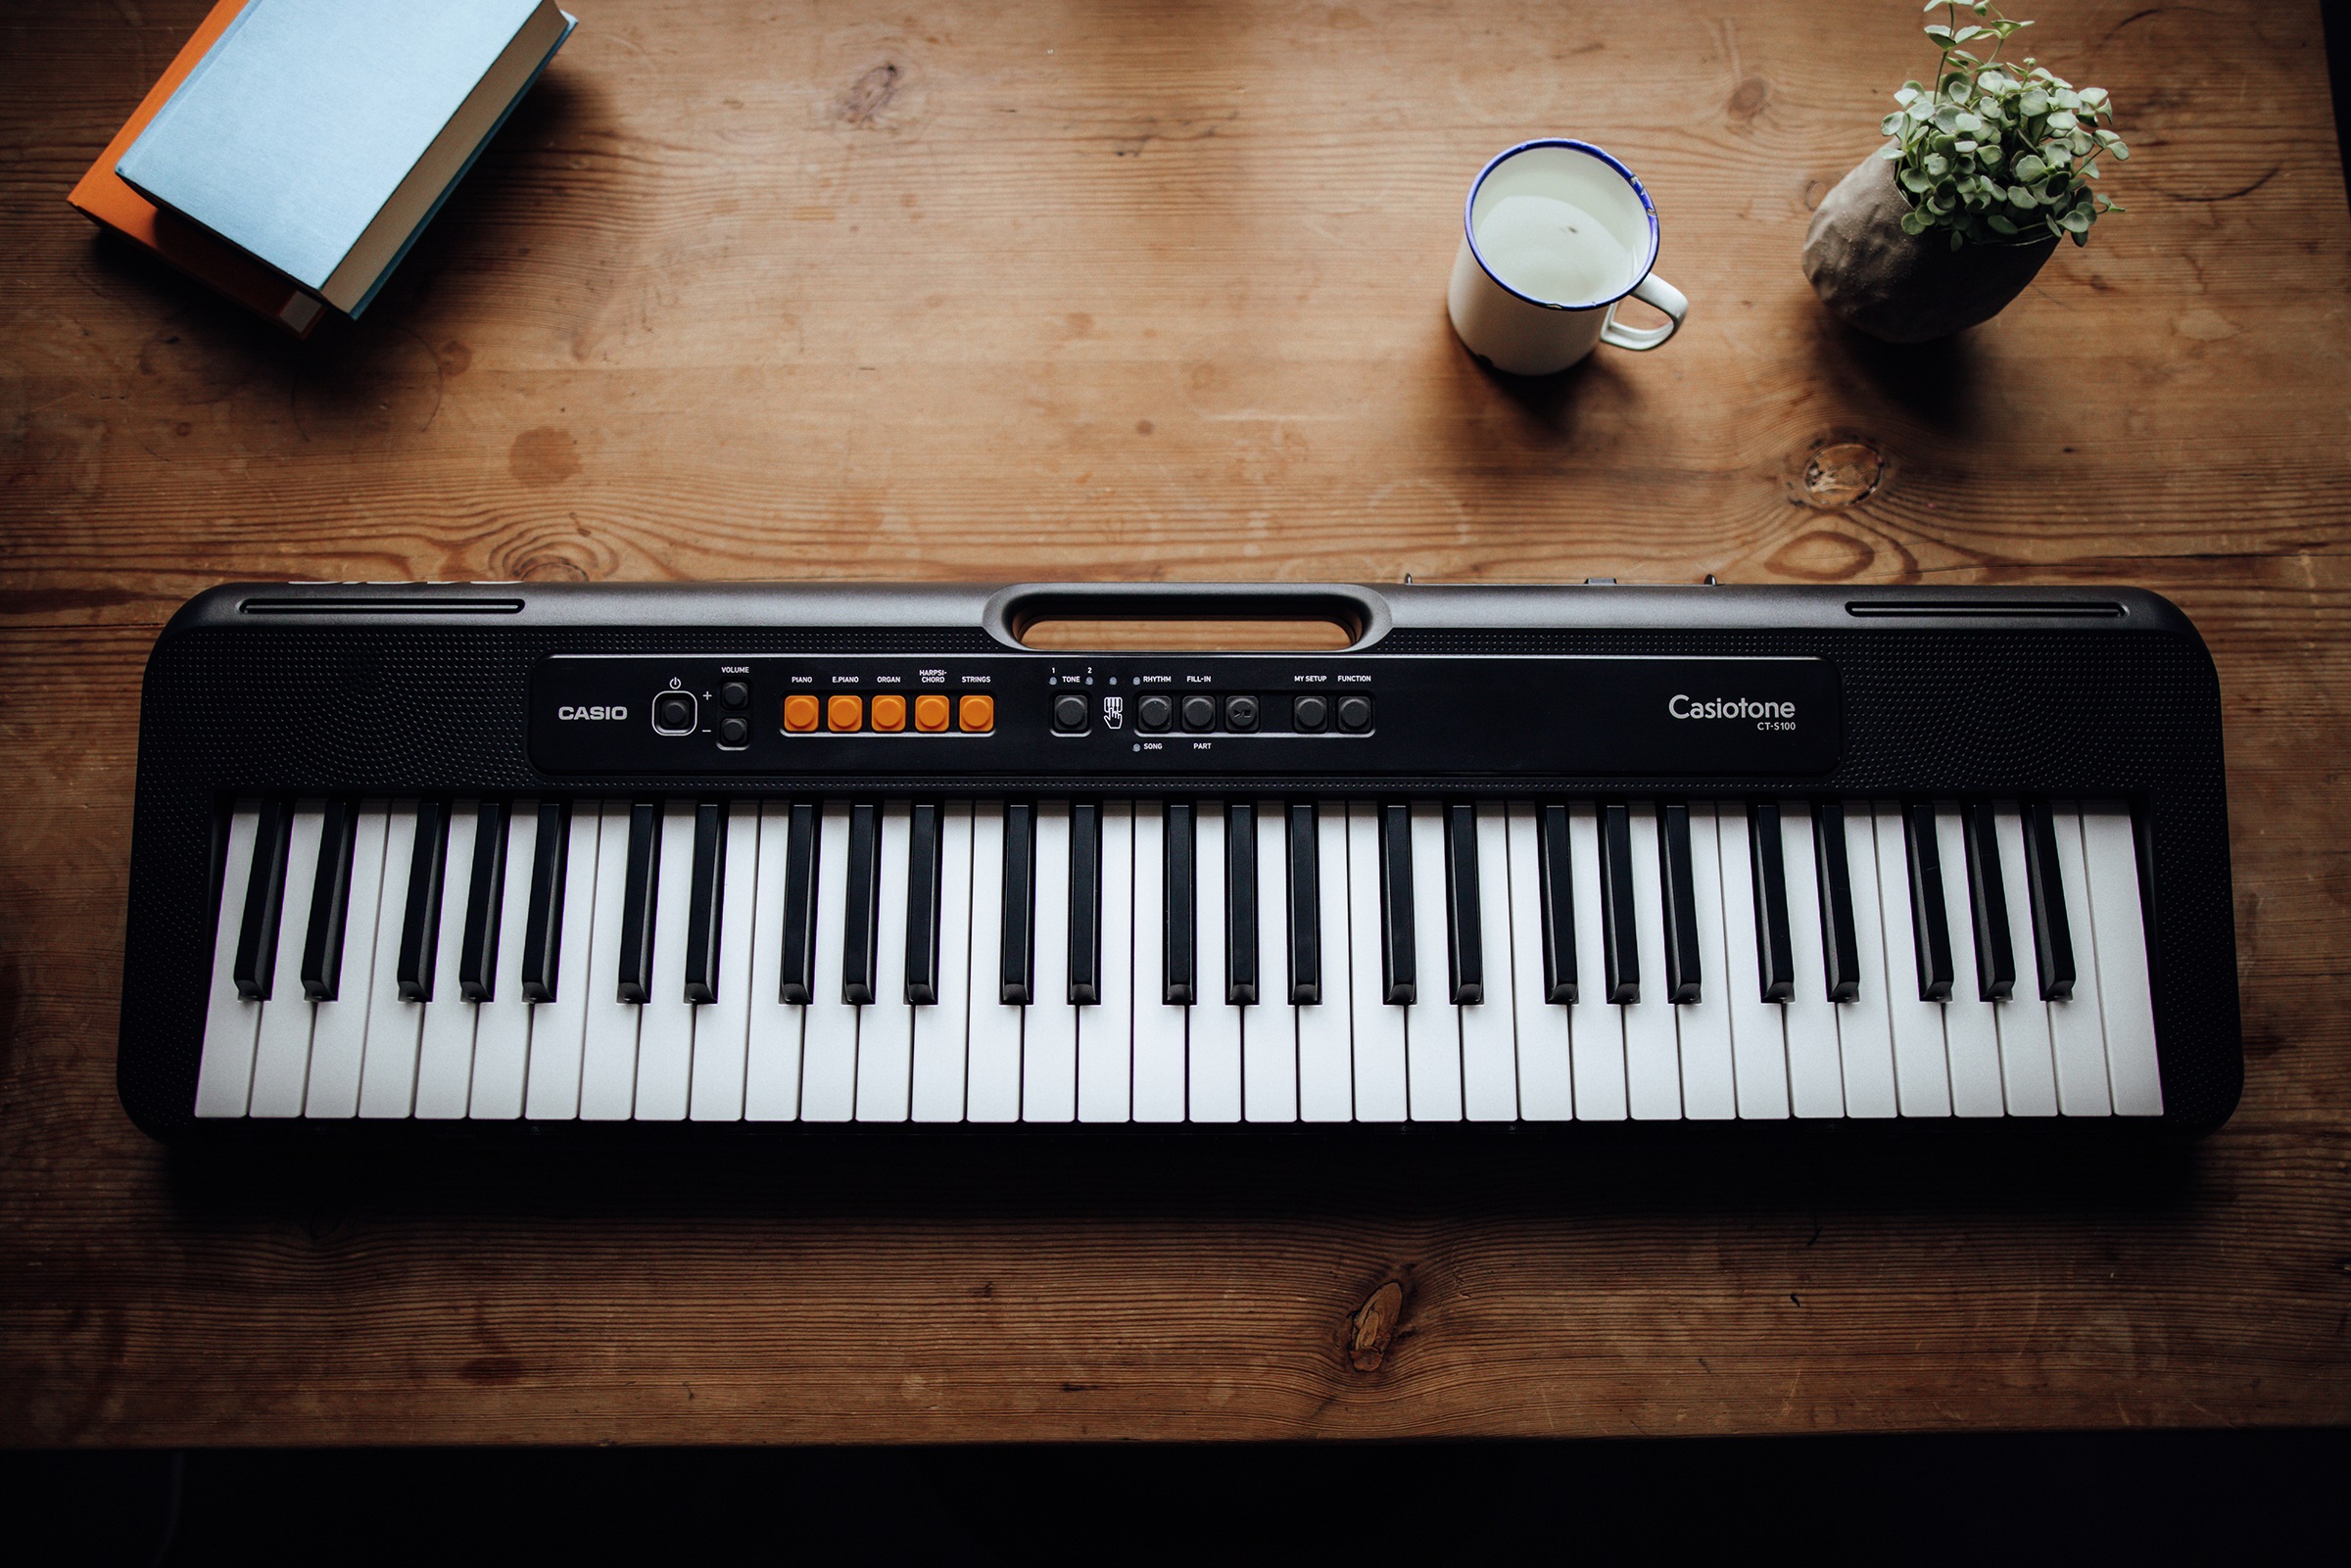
[982,583,1391,652]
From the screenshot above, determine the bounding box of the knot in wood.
[1799,441,1885,508]
[1347,1280,1406,1373]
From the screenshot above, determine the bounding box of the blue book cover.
[117,0,574,315]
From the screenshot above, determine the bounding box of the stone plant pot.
[1802,153,2059,343]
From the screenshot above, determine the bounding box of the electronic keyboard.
[119,581,2241,1140]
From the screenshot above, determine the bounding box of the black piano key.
[904,802,943,1006]
[233,799,291,1000]
[2022,798,2076,1001]
[519,799,570,1003]
[777,802,820,1005]
[1963,801,2016,1002]
[1537,804,1577,1004]
[1068,802,1101,1005]
[1599,802,1639,1005]
[458,798,508,1002]
[841,801,881,1006]
[683,801,727,1005]
[300,799,357,1001]
[1748,800,1795,1003]
[1287,802,1320,1005]
[616,800,662,1005]
[1225,801,1258,1005]
[1812,800,1861,1003]
[1658,800,1701,1004]
[396,798,449,1002]
[1445,803,1483,1005]
[1378,802,1415,1005]
[1903,801,1954,1002]
[1163,802,1195,1005]
[1000,802,1035,1005]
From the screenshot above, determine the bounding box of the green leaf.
[1949,230,1965,251]
[1953,140,1976,155]
[1895,85,1922,106]
[1934,106,1961,131]
[1883,113,1906,135]
[1987,212,2019,234]
[1924,153,1951,176]
[1925,23,1955,43]
[1953,24,1988,42]
[2071,228,2087,246]
[2048,109,2079,131]
[2059,208,2091,231]
[1900,210,1931,235]
[2008,185,2038,210]
[2107,140,2130,161]
[2019,89,2048,116]
[1879,142,1902,160]
[2012,153,2048,182]
[1900,166,1935,194]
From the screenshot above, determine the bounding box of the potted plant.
[1804,2,2131,343]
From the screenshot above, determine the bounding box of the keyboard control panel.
[528,652,1843,778]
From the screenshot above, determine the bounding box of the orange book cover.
[69,0,326,336]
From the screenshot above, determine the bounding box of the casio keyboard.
[119,581,2241,1140]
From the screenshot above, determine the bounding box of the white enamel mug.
[1447,139,1689,375]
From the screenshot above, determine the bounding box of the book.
[115,0,575,318]
[68,0,324,336]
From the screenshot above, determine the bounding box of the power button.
[653,691,697,735]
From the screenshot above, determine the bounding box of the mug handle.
[1599,272,1688,352]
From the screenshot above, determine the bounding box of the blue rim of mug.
[1462,138,1661,311]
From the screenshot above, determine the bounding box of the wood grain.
[2,0,2348,1445]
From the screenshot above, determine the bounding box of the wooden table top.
[4,0,2348,1445]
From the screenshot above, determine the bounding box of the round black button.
[718,715,750,746]
[1053,694,1091,733]
[1223,694,1260,732]
[1292,694,1329,732]
[719,680,751,711]
[1335,694,1373,732]
[1181,694,1217,732]
[654,692,696,734]
[1137,694,1173,731]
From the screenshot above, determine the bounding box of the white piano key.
[800,801,859,1122]
[247,801,325,1117]
[965,802,1024,1123]
[411,801,481,1119]
[911,800,975,1123]
[1461,799,1518,1121]
[690,799,763,1120]
[1622,802,1682,1119]
[1713,805,1789,1118]
[1506,803,1572,1120]
[195,803,265,1117]
[1297,803,1355,1123]
[856,800,916,1121]
[523,800,601,1119]
[2081,808,2164,1117]
[2046,806,2113,1116]
[357,802,426,1118]
[1244,800,1298,1122]
[1990,803,2060,1117]
[1023,800,1077,1121]
[1675,803,1736,1120]
[577,801,644,1119]
[467,801,540,1119]
[1872,803,1948,1117]
[1131,803,1189,1123]
[303,801,390,1117]
[1935,806,2006,1117]
[1567,800,1627,1120]
[1080,801,1134,1122]
[744,801,806,1121]
[632,799,700,1120]
[1345,802,1407,1122]
[1403,800,1463,1121]
[1831,803,1899,1118]
[1783,807,1847,1117]
[1190,802,1243,1122]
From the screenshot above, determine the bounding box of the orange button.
[827,694,864,733]
[871,693,907,732]
[783,693,820,733]
[913,693,951,733]
[958,694,995,733]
